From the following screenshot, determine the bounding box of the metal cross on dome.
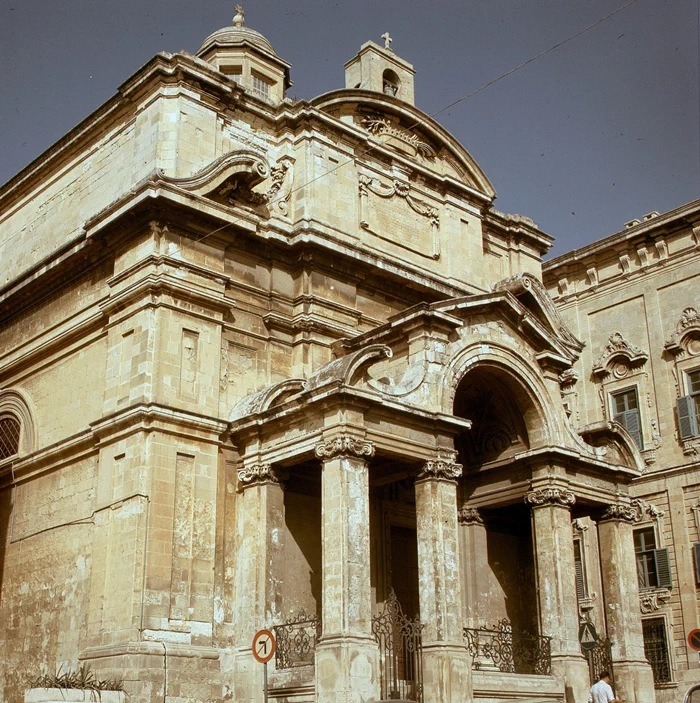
[381,32,393,50]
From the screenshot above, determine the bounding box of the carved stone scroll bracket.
[691,500,700,539]
[314,435,375,461]
[664,307,700,359]
[592,332,648,379]
[416,452,463,483]
[525,487,576,508]
[237,463,289,491]
[458,507,484,525]
[639,588,671,614]
[600,502,638,523]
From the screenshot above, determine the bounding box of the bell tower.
[344,34,416,105]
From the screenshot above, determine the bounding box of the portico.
[227,285,655,703]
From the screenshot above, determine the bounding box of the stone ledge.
[25,690,126,703]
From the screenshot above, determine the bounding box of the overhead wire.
[155,0,642,258]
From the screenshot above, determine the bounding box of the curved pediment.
[158,149,271,201]
[493,273,585,359]
[310,90,496,199]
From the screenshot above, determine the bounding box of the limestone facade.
[0,11,696,703]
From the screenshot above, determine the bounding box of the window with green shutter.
[612,388,643,448]
[573,539,586,600]
[678,370,700,439]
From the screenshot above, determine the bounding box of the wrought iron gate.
[584,635,614,686]
[372,590,424,702]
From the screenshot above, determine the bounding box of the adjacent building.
[0,10,698,703]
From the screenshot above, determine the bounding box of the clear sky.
[0,0,698,257]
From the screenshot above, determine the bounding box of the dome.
[197,6,277,58]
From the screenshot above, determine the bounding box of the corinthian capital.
[314,435,375,460]
[525,487,576,508]
[237,463,287,490]
[416,452,463,483]
[600,502,638,523]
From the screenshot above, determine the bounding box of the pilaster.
[232,461,287,703]
[314,434,379,703]
[458,507,487,629]
[526,485,589,703]
[597,502,656,703]
[415,452,472,703]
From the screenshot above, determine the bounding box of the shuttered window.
[612,388,643,448]
[574,539,586,600]
[634,527,673,590]
[693,543,700,585]
[678,370,700,439]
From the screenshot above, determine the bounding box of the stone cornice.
[416,452,463,483]
[314,435,375,460]
[600,502,638,523]
[525,487,576,508]
[0,52,244,210]
[237,463,288,490]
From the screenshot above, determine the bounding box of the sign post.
[252,629,276,703]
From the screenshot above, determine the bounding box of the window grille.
[0,416,20,460]
[642,617,671,685]
[612,388,643,448]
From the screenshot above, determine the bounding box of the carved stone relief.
[358,172,440,259]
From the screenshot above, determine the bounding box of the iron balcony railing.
[463,619,552,675]
[273,611,321,669]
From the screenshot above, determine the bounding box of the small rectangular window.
[642,617,671,685]
[252,73,272,100]
[678,370,700,439]
[612,387,643,448]
[634,527,658,589]
[223,66,243,84]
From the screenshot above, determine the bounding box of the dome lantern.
[197,5,292,105]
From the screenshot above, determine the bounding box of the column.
[458,507,488,629]
[314,435,379,703]
[597,503,656,703]
[232,462,287,703]
[526,486,589,702]
[415,452,472,703]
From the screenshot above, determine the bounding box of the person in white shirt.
[588,671,618,703]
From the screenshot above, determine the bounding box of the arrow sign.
[252,629,276,663]
[579,622,598,651]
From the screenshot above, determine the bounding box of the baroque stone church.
[1,9,699,703]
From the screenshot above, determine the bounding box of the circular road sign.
[688,629,700,651]
[579,621,598,651]
[252,629,276,663]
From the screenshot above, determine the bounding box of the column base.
[421,643,472,703]
[315,635,379,703]
[234,647,265,703]
[611,659,656,703]
[550,653,590,703]
[79,641,223,703]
